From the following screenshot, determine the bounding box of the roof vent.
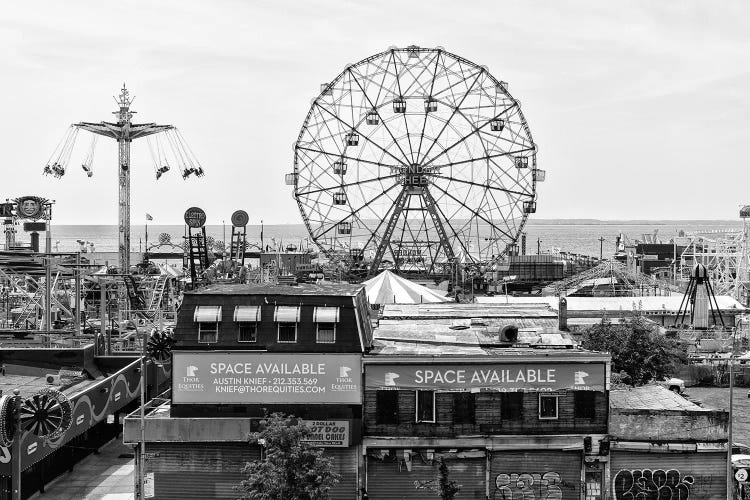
[499,325,518,343]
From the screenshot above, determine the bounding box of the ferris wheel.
[288,46,543,276]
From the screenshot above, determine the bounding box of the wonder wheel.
[288,46,543,277]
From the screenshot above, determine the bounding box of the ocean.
[38,220,744,258]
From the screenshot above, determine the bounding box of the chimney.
[558,296,568,331]
[500,325,518,344]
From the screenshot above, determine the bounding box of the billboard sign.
[302,420,350,447]
[365,362,606,392]
[172,352,361,404]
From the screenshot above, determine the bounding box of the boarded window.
[416,390,435,423]
[238,323,257,342]
[539,394,559,420]
[316,323,336,343]
[575,391,597,419]
[278,323,297,343]
[376,391,399,425]
[453,393,475,424]
[500,392,523,420]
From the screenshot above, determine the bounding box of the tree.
[581,315,686,386]
[415,456,462,500]
[237,412,341,500]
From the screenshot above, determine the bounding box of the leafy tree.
[237,412,341,500]
[581,315,686,386]
[415,456,462,500]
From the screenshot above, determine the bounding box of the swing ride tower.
[73,85,172,272]
[45,84,204,272]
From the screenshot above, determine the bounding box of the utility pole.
[11,389,21,500]
[728,325,736,497]
[73,85,173,272]
[599,236,605,260]
[74,252,81,335]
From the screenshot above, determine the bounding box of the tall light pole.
[74,85,173,272]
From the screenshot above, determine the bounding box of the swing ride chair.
[287,46,545,279]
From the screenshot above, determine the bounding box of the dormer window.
[194,306,222,343]
[234,306,261,343]
[314,307,340,343]
[275,306,301,343]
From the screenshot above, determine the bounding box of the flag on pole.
[146,213,153,221]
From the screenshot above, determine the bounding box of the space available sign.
[172,352,361,404]
[365,363,606,392]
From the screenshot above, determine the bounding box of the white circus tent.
[362,270,450,305]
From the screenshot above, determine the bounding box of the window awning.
[194,306,222,323]
[234,305,261,322]
[313,307,340,323]
[274,306,301,323]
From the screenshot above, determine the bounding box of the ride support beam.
[422,187,455,267]
[369,187,408,276]
[119,137,131,272]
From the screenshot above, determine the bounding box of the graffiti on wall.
[613,469,694,499]
[494,472,575,499]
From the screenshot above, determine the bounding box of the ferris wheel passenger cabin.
[333,160,347,175]
[366,110,379,125]
[345,131,359,146]
[424,97,438,113]
[333,191,347,205]
[393,97,406,114]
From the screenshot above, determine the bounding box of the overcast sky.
[1,1,748,225]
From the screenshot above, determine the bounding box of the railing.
[125,388,172,420]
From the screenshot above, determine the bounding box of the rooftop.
[610,384,711,412]
[381,303,557,319]
[369,302,584,357]
[375,320,566,345]
[475,295,745,312]
[0,372,97,400]
[367,339,606,359]
[186,282,364,297]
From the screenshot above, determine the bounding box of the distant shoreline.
[49,219,741,227]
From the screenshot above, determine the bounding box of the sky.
[1,0,748,225]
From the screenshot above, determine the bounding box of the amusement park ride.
[43,84,205,272]
[287,46,544,279]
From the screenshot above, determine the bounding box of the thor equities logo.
[384,372,400,386]
[574,371,589,385]
[339,366,351,378]
[178,365,204,392]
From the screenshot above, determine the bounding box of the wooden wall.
[363,390,608,436]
